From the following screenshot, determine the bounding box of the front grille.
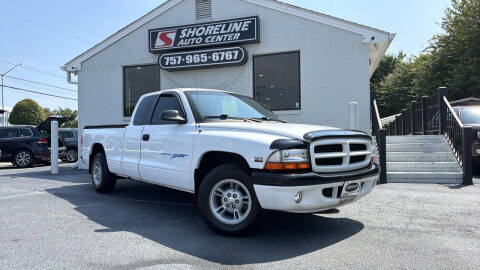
[316,157,343,166]
[350,144,367,151]
[350,155,367,164]
[310,138,372,173]
[314,144,342,153]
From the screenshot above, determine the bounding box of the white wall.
[77,0,371,168]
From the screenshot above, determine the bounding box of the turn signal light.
[38,138,48,144]
[265,162,310,171]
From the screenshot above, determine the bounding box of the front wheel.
[198,164,261,235]
[91,153,116,193]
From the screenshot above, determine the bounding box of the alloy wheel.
[15,151,31,167]
[209,179,252,225]
[92,161,102,186]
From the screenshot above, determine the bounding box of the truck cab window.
[133,95,159,126]
[151,94,185,125]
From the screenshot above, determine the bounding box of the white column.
[349,102,358,130]
[51,120,59,174]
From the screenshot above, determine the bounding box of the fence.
[381,87,472,185]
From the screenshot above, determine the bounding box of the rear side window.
[151,94,185,125]
[59,131,74,138]
[19,128,33,137]
[133,95,159,126]
[0,128,18,138]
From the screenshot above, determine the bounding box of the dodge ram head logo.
[154,30,177,48]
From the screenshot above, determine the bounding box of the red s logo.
[154,30,177,48]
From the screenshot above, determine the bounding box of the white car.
[82,89,378,235]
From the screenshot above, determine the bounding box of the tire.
[13,150,34,168]
[198,164,261,236]
[91,153,116,193]
[65,149,78,163]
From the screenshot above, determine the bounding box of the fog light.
[294,191,303,203]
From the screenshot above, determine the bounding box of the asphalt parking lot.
[1,163,479,269]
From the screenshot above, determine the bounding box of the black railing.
[371,93,387,184]
[385,88,447,136]
[443,97,473,185]
[382,87,473,185]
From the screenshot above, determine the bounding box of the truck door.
[121,94,159,179]
[139,92,195,192]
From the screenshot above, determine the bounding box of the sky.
[0,0,452,111]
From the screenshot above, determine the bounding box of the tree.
[433,0,480,100]
[43,107,78,128]
[370,51,406,93]
[374,0,480,117]
[9,99,46,125]
[376,60,417,117]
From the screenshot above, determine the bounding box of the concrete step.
[386,135,446,144]
[386,143,452,153]
[387,172,463,184]
[387,162,462,173]
[387,152,457,162]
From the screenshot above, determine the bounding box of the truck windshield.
[460,107,480,124]
[185,91,279,122]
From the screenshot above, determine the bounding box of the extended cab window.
[0,128,18,138]
[151,94,185,125]
[133,95,159,126]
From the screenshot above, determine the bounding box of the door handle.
[142,134,150,141]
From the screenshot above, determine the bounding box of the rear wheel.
[91,153,116,193]
[65,149,78,163]
[13,150,33,168]
[198,164,261,235]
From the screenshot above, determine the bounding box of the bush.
[9,99,46,125]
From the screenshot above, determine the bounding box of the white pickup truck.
[82,89,378,235]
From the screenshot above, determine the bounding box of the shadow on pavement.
[46,179,364,265]
[1,167,86,183]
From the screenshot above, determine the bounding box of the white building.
[63,0,394,154]
[0,109,11,126]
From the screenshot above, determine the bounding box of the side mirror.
[160,110,187,124]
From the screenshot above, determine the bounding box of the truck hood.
[199,121,342,140]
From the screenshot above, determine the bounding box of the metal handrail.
[373,99,382,129]
[444,96,464,128]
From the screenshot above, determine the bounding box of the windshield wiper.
[252,117,287,123]
[203,114,261,122]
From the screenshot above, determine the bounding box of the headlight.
[265,149,310,171]
[477,131,480,140]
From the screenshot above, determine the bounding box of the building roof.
[62,0,395,77]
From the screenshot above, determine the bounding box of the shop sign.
[158,46,247,71]
[149,16,259,53]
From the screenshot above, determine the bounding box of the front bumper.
[252,164,379,213]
